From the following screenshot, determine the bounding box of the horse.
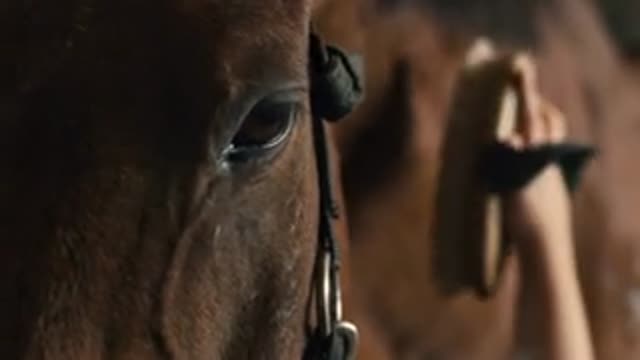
[0,0,361,358]
[315,0,640,358]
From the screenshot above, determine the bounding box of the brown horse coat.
[0,0,339,359]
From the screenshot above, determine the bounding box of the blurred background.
[312,0,640,359]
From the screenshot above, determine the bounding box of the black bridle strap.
[481,142,595,194]
[304,29,364,360]
[312,109,340,319]
[309,32,364,122]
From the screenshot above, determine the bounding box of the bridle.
[304,30,364,360]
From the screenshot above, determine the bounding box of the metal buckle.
[332,321,359,360]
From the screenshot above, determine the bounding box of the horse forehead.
[168,0,313,101]
[37,0,312,49]
[176,0,311,28]
[12,0,313,96]
[181,0,310,13]
[176,0,312,69]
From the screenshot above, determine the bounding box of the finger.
[465,37,498,68]
[512,55,545,146]
[541,100,567,144]
[496,86,519,142]
[504,133,525,150]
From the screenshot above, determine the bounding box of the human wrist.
[517,220,579,287]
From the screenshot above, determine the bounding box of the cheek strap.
[304,29,364,360]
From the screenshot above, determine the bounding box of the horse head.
[0,1,351,358]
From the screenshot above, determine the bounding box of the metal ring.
[318,251,332,337]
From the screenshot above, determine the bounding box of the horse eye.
[225,98,298,162]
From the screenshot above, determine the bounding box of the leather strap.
[304,30,364,360]
[482,142,596,193]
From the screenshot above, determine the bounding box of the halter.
[304,30,364,360]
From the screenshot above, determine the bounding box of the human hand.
[499,55,575,264]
